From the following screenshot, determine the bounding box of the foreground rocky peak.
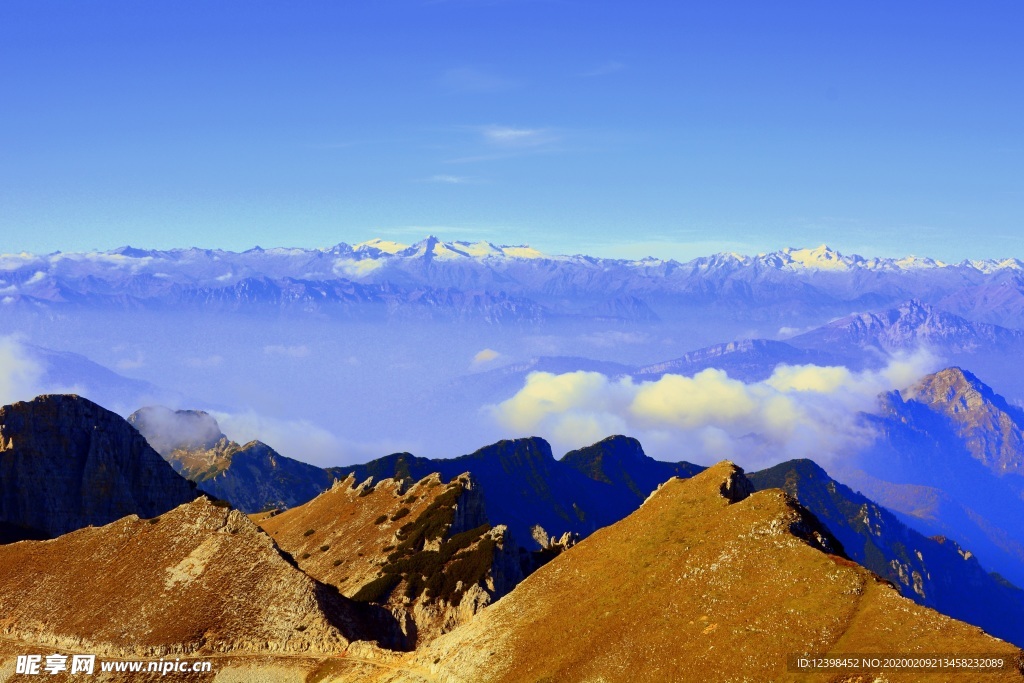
[0,394,198,540]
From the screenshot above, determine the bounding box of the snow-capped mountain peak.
[778,245,850,271]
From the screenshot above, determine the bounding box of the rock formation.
[257,472,522,648]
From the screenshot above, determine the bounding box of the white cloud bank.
[487,351,940,469]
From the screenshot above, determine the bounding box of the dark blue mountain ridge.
[329,435,705,548]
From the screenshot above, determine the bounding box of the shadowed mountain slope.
[0,395,198,541]
[329,436,703,548]
[845,367,1024,586]
[129,406,335,513]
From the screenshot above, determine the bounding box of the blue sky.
[1,1,1021,261]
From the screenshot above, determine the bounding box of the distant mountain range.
[5,239,1024,326]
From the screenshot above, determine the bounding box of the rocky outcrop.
[257,472,523,649]
[906,367,1024,476]
[0,395,198,540]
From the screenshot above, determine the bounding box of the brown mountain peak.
[648,460,754,508]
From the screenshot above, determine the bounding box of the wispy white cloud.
[443,125,563,164]
[421,174,475,185]
[471,348,502,368]
[479,125,557,147]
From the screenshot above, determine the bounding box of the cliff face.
[906,367,1024,476]
[0,395,198,540]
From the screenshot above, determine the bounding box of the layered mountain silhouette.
[329,436,703,548]
[3,393,1024,681]
[790,299,1024,355]
[0,395,198,542]
[7,241,1024,326]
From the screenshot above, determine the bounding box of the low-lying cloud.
[211,411,408,468]
[487,351,940,469]
[0,336,45,406]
